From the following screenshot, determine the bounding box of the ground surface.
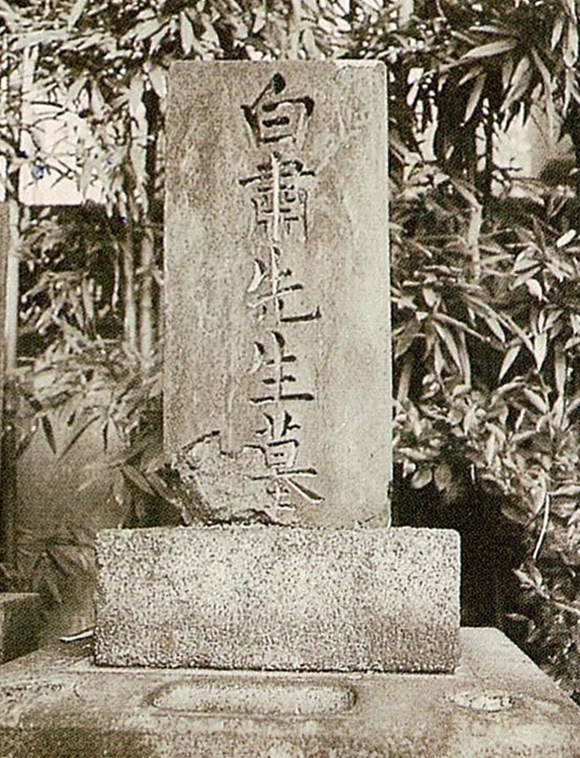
[0,628,579,757]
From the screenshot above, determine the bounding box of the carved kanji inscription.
[164,62,391,527]
[240,73,322,509]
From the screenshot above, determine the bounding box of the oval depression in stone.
[151,680,356,717]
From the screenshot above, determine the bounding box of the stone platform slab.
[94,526,460,672]
[0,629,579,757]
[0,593,41,664]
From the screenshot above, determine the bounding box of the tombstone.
[93,61,459,672]
[163,61,391,529]
[1,63,580,758]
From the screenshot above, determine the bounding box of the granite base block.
[0,593,41,664]
[0,629,579,757]
[94,526,460,672]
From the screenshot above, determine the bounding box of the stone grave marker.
[95,61,460,672]
[163,61,391,528]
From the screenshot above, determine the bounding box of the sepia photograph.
[0,0,579,755]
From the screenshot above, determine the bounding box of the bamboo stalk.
[398,0,414,28]
[139,89,160,368]
[287,0,302,60]
[467,201,483,282]
[122,228,138,351]
[139,227,154,365]
[5,201,19,372]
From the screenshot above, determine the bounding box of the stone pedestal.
[94,526,460,672]
[0,593,41,664]
[0,629,579,757]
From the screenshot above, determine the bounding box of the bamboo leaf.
[180,12,195,54]
[554,347,566,396]
[41,415,57,455]
[512,430,536,443]
[450,177,478,206]
[12,29,67,50]
[147,472,176,503]
[129,74,144,116]
[530,49,555,132]
[458,65,483,87]
[0,0,18,27]
[533,332,548,370]
[500,313,535,355]
[482,312,505,342]
[150,24,168,53]
[59,416,99,460]
[422,286,438,308]
[394,320,420,359]
[81,278,94,325]
[525,278,543,300]
[434,463,453,491]
[530,49,552,94]
[148,66,167,99]
[553,485,580,497]
[485,432,497,465]
[134,19,162,41]
[433,341,444,376]
[90,83,106,119]
[457,331,471,386]
[303,27,320,58]
[499,345,520,380]
[396,356,413,404]
[411,467,433,489]
[433,320,463,372]
[464,74,486,122]
[130,143,146,187]
[552,14,565,48]
[502,56,515,91]
[564,20,579,67]
[556,229,576,247]
[523,388,548,414]
[66,75,87,106]
[552,395,565,427]
[121,464,157,496]
[472,25,511,36]
[503,56,533,111]
[68,0,87,29]
[513,255,540,273]
[462,39,517,59]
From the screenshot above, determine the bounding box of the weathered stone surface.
[1,629,580,757]
[94,526,459,672]
[0,593,41,664]
[164,61,391,527]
